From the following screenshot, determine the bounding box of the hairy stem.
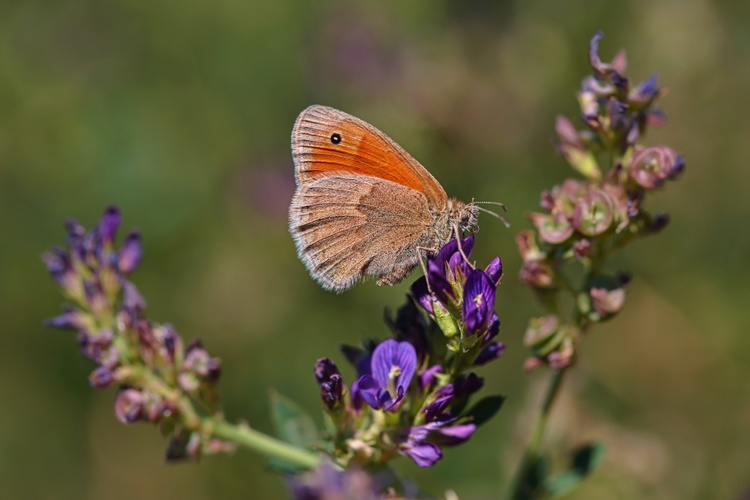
[208,418,322,470]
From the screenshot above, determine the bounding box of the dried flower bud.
[572,239,591,259]
[528,212,573,244]
[590,287,626,320]
[519,260,554,289]
[516,230,544,262]
[572,188,615,236]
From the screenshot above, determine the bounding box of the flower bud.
[114,389,144,424]
[590,287,626,320]
[519,260,554,289]
[118,230,142,274]
[314,358,344,410]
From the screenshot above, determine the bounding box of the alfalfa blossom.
[312,236,506,468]
[518,32,684,371]
[43,206,230,461]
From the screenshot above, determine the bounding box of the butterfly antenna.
[475,205,511,229]
[473,200,508,211]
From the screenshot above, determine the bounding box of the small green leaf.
[462,394,505,427]
[545,470,581,497]
[571,442,606,475]
[269,389,319,449]
[544,442,606,497]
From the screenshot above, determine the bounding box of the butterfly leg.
[414,245,438,294]
[452,224,476,270]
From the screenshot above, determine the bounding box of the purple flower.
[629,74,660,105]
[114,389,145,424]
[399,417,477,467]
[589,32,627,85]
[89,366,114,388]
[289,460,382,500]
[356,340,416,411]
[100,206,121,246]
[462,269,496,336]
[118,230,142,274]
[484,257,503,285]
[474,341,505,366]
[42,248,80,297]
[423,235,475,304]
[44,309,88,332]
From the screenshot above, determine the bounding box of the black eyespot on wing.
[330,133,342,144]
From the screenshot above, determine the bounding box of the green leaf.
[544,442,606,498]
[571,442,606,475]
[462,394,505,427]
[269,389,319,449]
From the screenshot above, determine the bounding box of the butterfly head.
[447,198,480,234]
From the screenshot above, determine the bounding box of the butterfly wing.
[289,174,436,291]
[289,105,453,291]
[291,105,448,208]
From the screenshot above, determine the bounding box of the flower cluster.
[313,236,505,468]
[518,32,684,370]
[43,207,231,461]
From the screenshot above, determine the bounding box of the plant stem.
[509,367,567,499]
[208,418,322,470]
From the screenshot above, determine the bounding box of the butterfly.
[289,105,481,292]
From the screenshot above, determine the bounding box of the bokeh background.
[2,0,748,498]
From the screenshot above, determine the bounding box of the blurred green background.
[2,0,748,498]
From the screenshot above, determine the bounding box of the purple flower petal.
[402,441,442,467]
[426,259,454,304]
[424,385,455,421]
[462,270,496,336]
[484,315,500,341]
[474,341,505,366]
[433,423,476,445]
[89,366,114,388]
[370,339,416,394]
[484,257,503,285]
[123,281,146,312]
[43,309,88,331]
[118,230,142,274]
[409,276,434,314]
[419,365,443,391]
[356,375,391,410]
[114,389,144,424]
[99,206,121,246]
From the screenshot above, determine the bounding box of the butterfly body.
[289,105,478,292]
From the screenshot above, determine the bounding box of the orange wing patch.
[291,105,448,207]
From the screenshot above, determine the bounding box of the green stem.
[509,367,567,500]
[208,418,321,470]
